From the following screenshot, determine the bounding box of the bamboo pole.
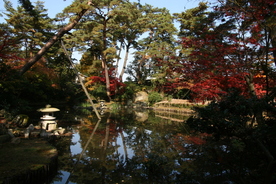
[60,40,101,120]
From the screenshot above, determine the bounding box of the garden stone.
[134,91,149,108]
[135,111,149,122]
[12,114,29,127]
[134,91,148,103]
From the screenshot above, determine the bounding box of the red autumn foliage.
[87,68,126,96]
[173,35,252,101]
[168,133,209,155]
[0,30,25,68]
[151,0,276,102]
[186,136,207,145]
[164,0,276,101]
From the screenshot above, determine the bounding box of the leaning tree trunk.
[19,1,92,75]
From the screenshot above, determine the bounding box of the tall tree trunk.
[19,2,91,75]
[102,20,111,101]
[245,73,256,97]
[103,60,111,102]
[246,70,275,184]
[115,41,123,77]
[137,55,146,84]
[119,44,130,81]
[245,73,264,125]
[271,40,276,67]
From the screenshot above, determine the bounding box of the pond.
[47,107,256,184]
[48,109,206,184]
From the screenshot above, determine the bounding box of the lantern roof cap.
[37,104,60,113]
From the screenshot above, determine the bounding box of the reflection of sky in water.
[70,129,82,155]
[116,131,134,159]
[50,115,194,184]
[70,128,135,160]
[51,129,80,184]
[51,171,76,184]
[52,126,155,183]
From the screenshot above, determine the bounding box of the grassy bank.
[0,138,58,184]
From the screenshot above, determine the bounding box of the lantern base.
[40,121,57,131]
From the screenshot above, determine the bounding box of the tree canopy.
[0,0,276,109]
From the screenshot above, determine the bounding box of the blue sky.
[0,0,211,31]
[1,0,205,19]
[139,0,203,13]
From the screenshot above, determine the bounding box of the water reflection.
[70,132,82,155]
[50,110,201,184]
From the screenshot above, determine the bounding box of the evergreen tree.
[70,0,127,101]
[18,0,93,75]
[128,4,177,86]
[4,0,55,59]
[111,1,145,81]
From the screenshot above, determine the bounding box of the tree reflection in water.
[50,110,257,184]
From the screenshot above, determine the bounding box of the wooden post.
[60,40,101,120]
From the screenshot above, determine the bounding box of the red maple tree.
[86,68,126,96]
[162,0,276,101]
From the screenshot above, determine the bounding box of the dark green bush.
[148,92,163,105]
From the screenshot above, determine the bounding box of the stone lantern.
[37,104,60,131]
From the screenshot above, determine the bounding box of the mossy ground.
[0,138,57,182]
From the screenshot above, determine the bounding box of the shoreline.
[0,138,58,184]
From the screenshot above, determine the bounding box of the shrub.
[148,92,163,105]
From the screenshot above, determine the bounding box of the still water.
[44,105,276,184]
[48,109,202,184]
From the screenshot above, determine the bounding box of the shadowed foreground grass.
[0,138,58,183]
